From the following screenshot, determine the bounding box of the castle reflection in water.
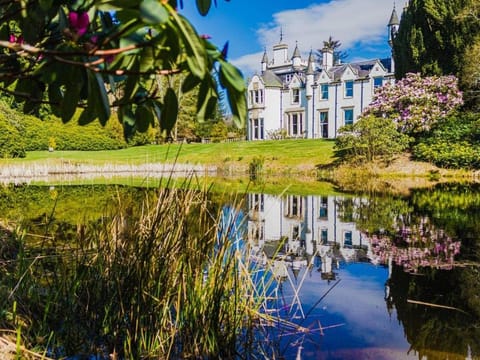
[247,194,377,280]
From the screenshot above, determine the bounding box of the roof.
[388,7,400,26]
[261,50,268,64]
[291,43,301,59]
[261,70,283,87]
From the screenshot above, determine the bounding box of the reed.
[0,179,268,358]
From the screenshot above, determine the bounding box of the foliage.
[413,112,480,168]
[0,0,246,139]
[266,128,287,140]
[334,114,411,164]
[459,36,480,110]
[393,0,479,79]
[0,109,26,158]
[210,121,228,142]
[0,185,264,358]
[316,36,348,65]
[365,73,463,136]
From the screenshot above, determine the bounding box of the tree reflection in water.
[250,184,480,359]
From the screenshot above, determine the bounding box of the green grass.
[0,139,335,172]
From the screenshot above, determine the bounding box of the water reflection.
[246,191,479,359]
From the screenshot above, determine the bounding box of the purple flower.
[69,11,90,37]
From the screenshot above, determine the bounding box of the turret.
[261,48,268,73]
[388,3,400,74]
[306,50,315,98]
[292,42,302,68]
[388,4,400,47]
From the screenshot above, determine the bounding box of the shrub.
[0,114,26,158]
[413,113,480,168]
[335,115,411,164]
[366,73,463,136]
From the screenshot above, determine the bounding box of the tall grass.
[0,180,267,358]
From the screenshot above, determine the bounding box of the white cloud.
[232,0,395,76]
[230,51,265,78]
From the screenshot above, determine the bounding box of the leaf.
[227,88,247,128]
[161,88,178,133]
[167,10,207,78]
[196,0,211,16]
[140,0,169,24]
[219,60,245,92]
[90,71,111,126]
[60,67,84,123]
[135,104,154,132]
[78,107,96,125]
[181,73,201,93]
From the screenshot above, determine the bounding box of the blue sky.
[180,0,399,77]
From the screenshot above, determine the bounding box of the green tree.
[335,114,411,164]
[0,1,246,139]
[393,0,478,79]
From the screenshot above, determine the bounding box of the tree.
[334,114,411,164]
[365,73,463,136]
[393,0,479,79]
[316,36,348,65]
[460,36,480,110]
[0,0,246,139]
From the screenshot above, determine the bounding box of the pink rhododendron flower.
[68,11,90,37]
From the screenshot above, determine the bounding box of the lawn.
[1,139,336,174]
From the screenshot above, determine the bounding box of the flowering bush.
[366,73,463,135]
[366,218,462,273]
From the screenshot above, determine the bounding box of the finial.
[280,27,283,43]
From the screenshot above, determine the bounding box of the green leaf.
[89,71,111,126]
[219,61,245,92]
[78,107,96,125]
[135,104,154,132]
[60,67,84,123]
[168,10,207,78]
[181,74,201,93]
[140,0,169,24]
[227,88,247,128]
[196,0,211,16]
[160,88,178,133]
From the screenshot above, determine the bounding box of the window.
[344,80,353,97]
[373,77,383,90]
[288,113,303,136]
[319,111,328,138]
[285,74,293,83]
[286,196,303,218]
[344,231,353,247]
[343,108,354,126]
[292,88,300,104]
[253,193,264,212]
[249,89,263,105]
[319,196,328,219]
[320,84,329,100]
[251,118,264,140]
[320,228,328,244]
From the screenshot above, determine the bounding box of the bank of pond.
[0,180,480,359]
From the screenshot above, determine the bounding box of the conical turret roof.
[388,6,400,26]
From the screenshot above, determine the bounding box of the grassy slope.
[1,139,335,173]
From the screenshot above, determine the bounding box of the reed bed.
[0,179,273,359]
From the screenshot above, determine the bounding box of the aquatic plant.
[0,181,266,359]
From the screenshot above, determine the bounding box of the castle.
[247,6,400,140]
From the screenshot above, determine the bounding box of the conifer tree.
[393,0,478,79]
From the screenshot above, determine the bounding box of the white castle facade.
[247,6,400,140]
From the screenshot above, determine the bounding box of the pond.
[0,181,479,359]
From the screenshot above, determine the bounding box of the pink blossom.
[69,11,90,37]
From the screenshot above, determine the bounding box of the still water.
[1,182,479,359]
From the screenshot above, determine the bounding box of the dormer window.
[292,88,300,104]
[344,80,353,98]
[249,89,264,105]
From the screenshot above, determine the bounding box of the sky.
[179,0,400,77]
